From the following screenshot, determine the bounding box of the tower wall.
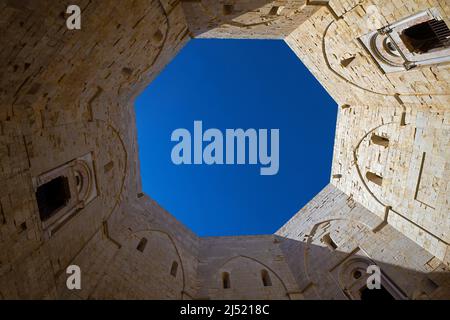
[277,184,450,299]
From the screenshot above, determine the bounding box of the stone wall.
[276,184,450,299]
[0,0,448,299]
[285,0,449,263]
[0,0,191,299]
[197,235,300,300]
[181,0,322,39]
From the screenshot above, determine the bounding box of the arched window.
[170,261,178,277]
[371,134,389,147]
[366,172,383,186]
[222,272,231,289]
[261,270,272,287]
[136,237,148,252]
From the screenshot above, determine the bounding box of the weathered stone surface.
[0,0,448,299]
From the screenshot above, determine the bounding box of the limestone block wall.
[284,0,449,263]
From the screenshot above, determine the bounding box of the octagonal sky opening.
[135,39,337,237]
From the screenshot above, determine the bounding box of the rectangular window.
[366,172,383,186]
[322,233,338,250]
[223,4,233,15]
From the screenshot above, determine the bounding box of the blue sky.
[135,39,337,237]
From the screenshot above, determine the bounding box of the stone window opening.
[170,261,179,277]
[359,8,450,73]
[268,6,283,16]
[352,269,363,280]
[401,19,450,54]
[359,285,395,300]
[371,134,389,147]
[366,171,383,186]
[136,237,148,252]
[33,153,97,238]
[36,176,71,222]
[322,233,338,250]
[223,4,233,15]
[222,272,231,289]
[19,221,27,232]
[261,269,272,287]
[335,255,408,300]
[340,55,356,67]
